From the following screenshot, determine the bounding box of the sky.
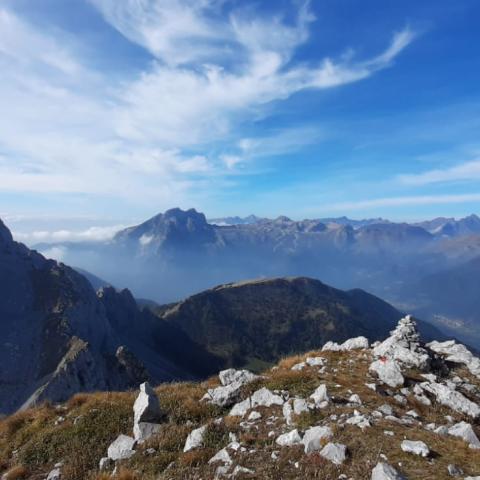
[1,0,480,243]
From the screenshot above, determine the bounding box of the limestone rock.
[401,440,430,457]
[251,387,284,408]
[320,442,347,465]
[369,358,404,388]
[448,422,480,449]
[302,425,333,453]
[322,336,369,352]
[184,425,207,452]
[133,382,164,442]
[276,429,302,446]
[310,384,330,407]
[219,369,258,387]
[371,462,407,480]
[208,448,232,465]
[107,434,136,461]
[283,398,309,425]
[229,398,252,417]
[133,422,162,443]
[46,468,62,480]
[373,316,431,370]
[427,340,480,379]
[420,382,480,418]
[204,369,257,408]
[133,382,163,425]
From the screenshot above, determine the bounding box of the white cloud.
[12,225,125,244]
[38,246,67,262]
[398,158,480,186]
[139,234,154,246]
[330,193,480,211]
[0,3,415,206]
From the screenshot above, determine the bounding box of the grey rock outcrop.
[420,382,480,418]
[322,336,369,351]
[427,340,480,379]
[203,368,258,408]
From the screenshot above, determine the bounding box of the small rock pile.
[101,382,165,471]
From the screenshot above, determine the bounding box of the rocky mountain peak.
[0,218,13,245]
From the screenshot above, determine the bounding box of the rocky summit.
[1,316,479,480]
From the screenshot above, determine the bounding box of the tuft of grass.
[156,383,222,423]
[15,396,133,480]
[112,467,141,480]
[179,449,213,468]
[1,465,28,480]
[202,422,229,450]
[264,369,319,397]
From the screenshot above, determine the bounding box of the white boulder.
[371,462,407,480]
[427,340,480,379]
[107,434,136,461]
[369,358,404,388]
[276,429,302,446]
[421,382,480,418]
[208,447,232,465]
[322,336,369,352]
[46,468,61,480]
[229,398,252,417]
[320,442,347,465]
[448,422,480,449]
[133,382,163,425]
[302,425,333,454]
[251,387,284,408]
[184,425,207,452]
[219,368,258,386]
[401,440,430,457]
[310,384,330,407]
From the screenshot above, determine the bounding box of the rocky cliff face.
[0,220,220,414]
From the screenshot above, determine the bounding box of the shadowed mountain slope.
[158,277,443,370]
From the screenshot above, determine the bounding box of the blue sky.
[1,0,480,242]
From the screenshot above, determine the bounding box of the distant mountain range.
[25,208,480,347]
[209,213,480,234]
[2,217,445,414]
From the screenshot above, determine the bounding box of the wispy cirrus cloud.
[330,193,480,211]
[398,158,480,186]
[0,1,416,208]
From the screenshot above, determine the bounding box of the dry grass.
[0,349,479,480]
[1,465,28,479]
[155,382,222,423]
